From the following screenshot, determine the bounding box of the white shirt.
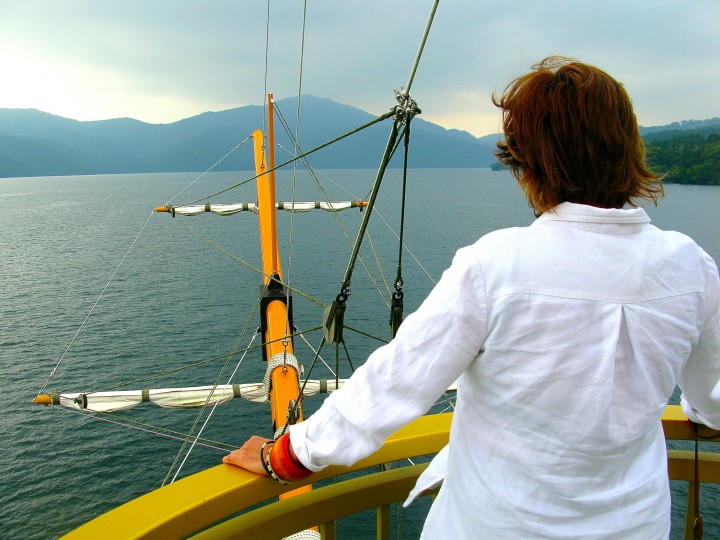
[290,202,720,539]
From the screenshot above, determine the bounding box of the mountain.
[639,117,720,137]
[0,96,500,178]
[2,100,717,179]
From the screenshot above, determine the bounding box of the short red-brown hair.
[494,56,663,215]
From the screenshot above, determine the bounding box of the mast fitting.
[392,88,421,125]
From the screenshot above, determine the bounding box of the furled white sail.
[172,203,257,216]
[49,380,346,413]
[164,201,365,217]
[275,201,363,212]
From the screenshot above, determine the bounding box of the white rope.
[284,530,321,540]
[39,133,253,397]
[164,137,251,206]
[36,210,156,397]
[167,329,261,485]
[275,140,436,286]
[62,407,231,453]
[284,0,310,351]
[372,207,437,286]
[295,327,336,377]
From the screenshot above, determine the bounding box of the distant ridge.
[0,96,500,178]
[639,117,720,137]
[0,98,717,179]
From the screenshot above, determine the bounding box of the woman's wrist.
[263,433,313,484]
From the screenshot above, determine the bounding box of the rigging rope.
[324,109,418,346]
[89,326,324,394]
[165,328,261,485]
[38,131,254,395]
[403,0,440,97]
[175,219,325,308]
[263,0,271,135]
[182,110,395,206]
[63,408,234,453]
[273,103,393,309]
[38,0,445,490]
[36,209,156,397]
[164,137,251,206]
[319,0,435,374]
[274,139,438,289]
[279,130,435,287]
[337,93,419,293]
[390,121,412,338]
[162,294,264,485]
[294,326,336,377]
[286,0,310,351]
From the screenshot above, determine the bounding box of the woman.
[224,57,720,538]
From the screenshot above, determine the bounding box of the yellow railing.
[63,407,719,540]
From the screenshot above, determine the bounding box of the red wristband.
[269,433,313,482]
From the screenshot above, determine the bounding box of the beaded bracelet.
[259,440,275,478]
[262,439,291,485]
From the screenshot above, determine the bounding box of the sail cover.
[166,201,366,216]
[54,380,345,413]
[172,203,256,216]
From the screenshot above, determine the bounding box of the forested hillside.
[644,121,720,185]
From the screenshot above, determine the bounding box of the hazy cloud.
[1,0,717,136]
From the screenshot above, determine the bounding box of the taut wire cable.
[63,408,234,453]
[263,0,271,135]
[164,137,251,206]
[165,329,261,485]
[181,110,395,206]
[36,209,156,397]
[403,0,440,97]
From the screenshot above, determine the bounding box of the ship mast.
[254,94,314,508]
[254,94,304,436]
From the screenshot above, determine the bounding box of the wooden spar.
[254,94,313,505]
[254,98,281,285]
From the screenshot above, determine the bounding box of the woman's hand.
[222,435,273,476]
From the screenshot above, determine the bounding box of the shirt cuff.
[681,394,720,429]
[288,421,324,472]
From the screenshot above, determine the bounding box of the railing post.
[376,505,391,540]
[319,521,336,540]
[683,480,698,540]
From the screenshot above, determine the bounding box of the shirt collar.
[534,202,651,234]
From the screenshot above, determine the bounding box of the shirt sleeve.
[680,252,720,429]
[290,244,488,471]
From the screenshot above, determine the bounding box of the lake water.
[1,168,719,539]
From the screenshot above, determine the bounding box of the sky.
[1,0,718,138]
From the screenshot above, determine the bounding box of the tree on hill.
[644,130,720,185]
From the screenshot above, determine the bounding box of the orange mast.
[253,94,312,504]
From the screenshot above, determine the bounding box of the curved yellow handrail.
[62,414,452,539]
[191,463,432,539]
[63,407,718,539]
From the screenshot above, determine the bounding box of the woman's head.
[494,56,663,215]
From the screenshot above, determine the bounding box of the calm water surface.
[1,169,718,539]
